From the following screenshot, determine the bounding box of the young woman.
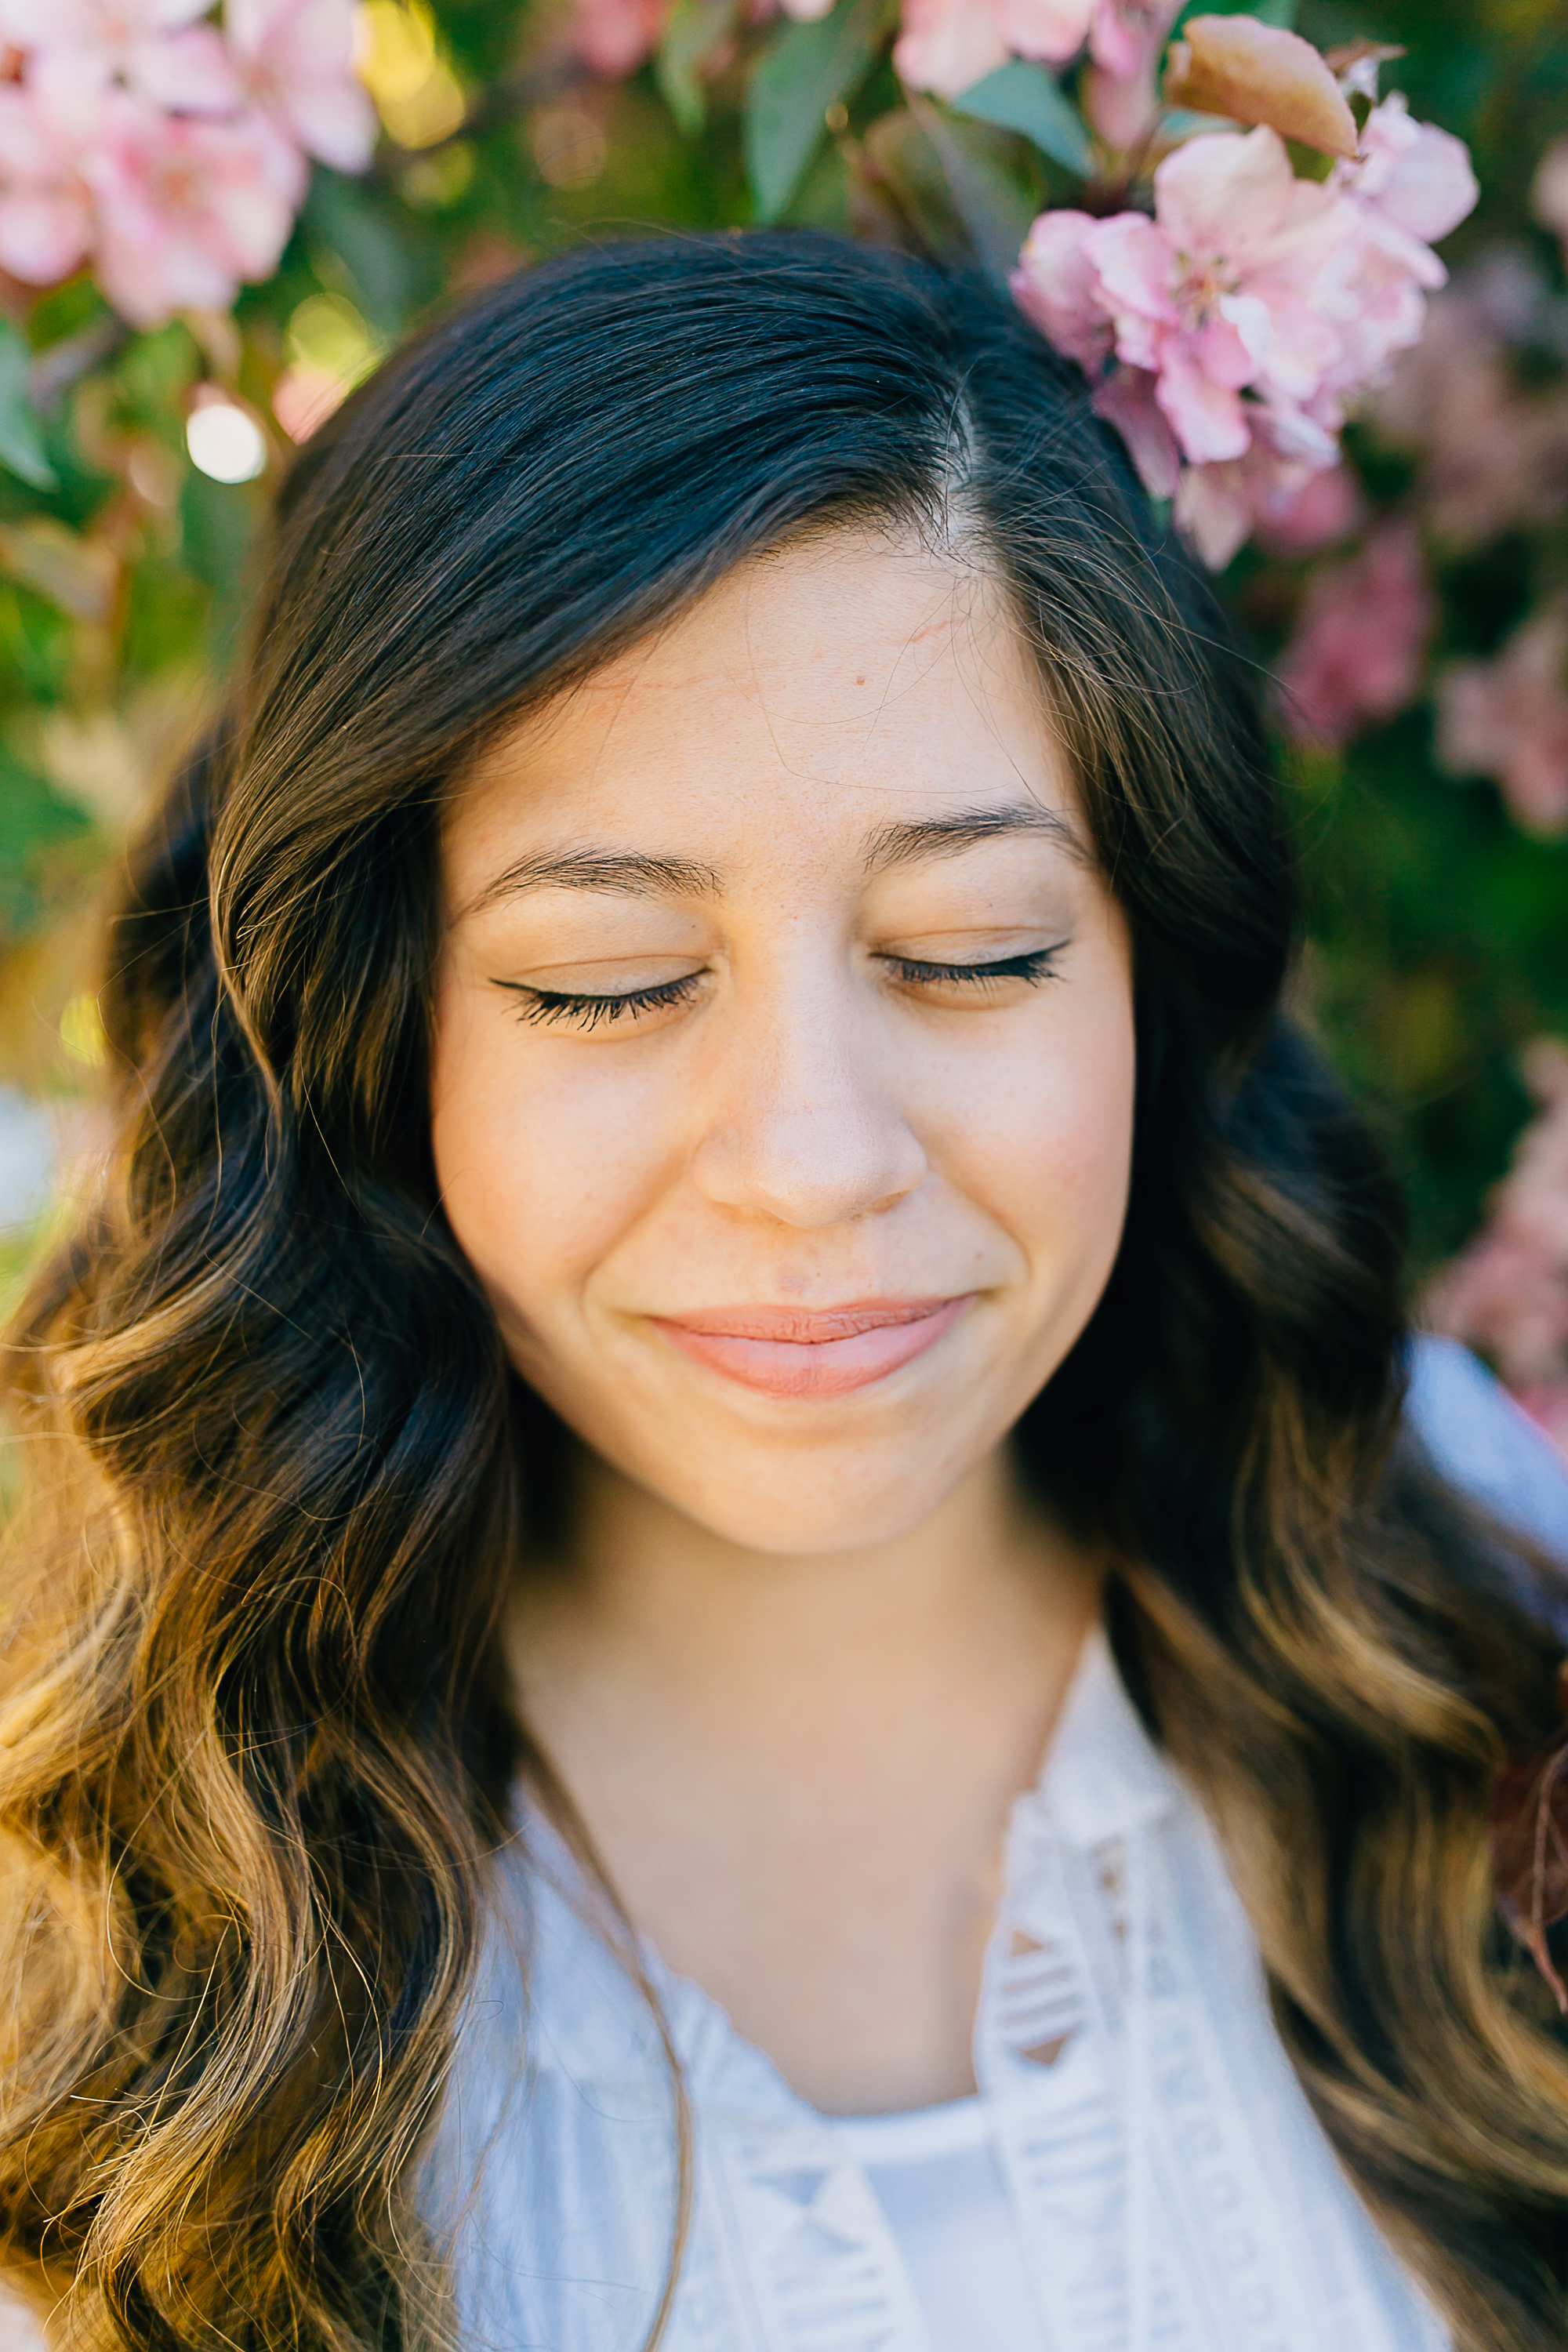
[2,233,1567,2352]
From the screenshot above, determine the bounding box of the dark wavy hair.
[2,230,1566,2352]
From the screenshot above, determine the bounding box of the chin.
[641,1450,975,1559]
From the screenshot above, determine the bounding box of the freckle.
[855,675,866,686]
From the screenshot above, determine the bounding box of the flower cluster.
[573,0,828,80]
[1437,604,1568,840]
[1275,522,1435,750]
[0,0,374,328]
[1428,1040,1568,1462]
[575,0,1178,95]
[575,0,1177,123]
[1013,91,1476,565]
[891,0,1174,103]
[567,7,1477,575]
[1371,255,1568,549]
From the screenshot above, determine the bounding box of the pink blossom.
[895,0,1095,97]
[1337,92,1478,249]
[1087,0,1173,81]
[1173,420,1335,570]
[1082,0,1177,151]
[1428,1040,1568,1460]
[1094,362,1179,497]
[570,0,837,76]
[225,0,374,172]
[570,0,670,76]
[1275,521,1435,748]
[1371,272,1568,546]
[1436,606,1568,839]
[1251,459,1364,558]
[5,0,238,117]
[0,83,93,282]
[1012,208,1112,372]
[1013,92,1478,565]
[570,0,835,68]
[895,0,1167,99]
[1320,94,1477,402]
[1082,129,1348,463]
[85,90,301,327]
[1011,130,1358,559]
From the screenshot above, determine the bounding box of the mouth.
[648,1296,972,1399]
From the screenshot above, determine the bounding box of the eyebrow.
[861,803,1089,876]
[465,800,1087,916]
[466,847,723,916]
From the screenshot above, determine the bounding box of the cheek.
[931,959,1137,1281]
[429,989,677,1326]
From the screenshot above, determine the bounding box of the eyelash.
[499,948,1064,1029]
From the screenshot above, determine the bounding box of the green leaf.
[0,324,56,494]
[656,0,739,137]
[304,170,420,339]
[746,0,887,223]
[1173,0,1295,29]
[916,106,1037,283]
[949,59,1094,176]
[876,103,1036,286]
[0,746,91,862]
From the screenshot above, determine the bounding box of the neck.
[510,1443,1099,1762]
[505,1443,1102,2111]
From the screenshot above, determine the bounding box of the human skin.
[431,528,1137,2109]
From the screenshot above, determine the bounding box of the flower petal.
[281,78,376,172]
[1011,209,1112,372]
[995,0,1096,67]
[1093,362,1180,495]
[1083,211,1175,309]
[1173,463,1252,568]
[1152,124,1297,263]
[1153,342,1250,463]
[0,191,93,281]
[128,24,240,113]
[894,0,1009,96]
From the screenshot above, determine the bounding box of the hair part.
[1,230,1565,2350]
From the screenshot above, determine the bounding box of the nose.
[690,971,929,1232]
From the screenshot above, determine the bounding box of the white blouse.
[433,1624,1454,2352]
[428,1343,1568,2352]
[829,2095,1047,2351]
[1,1345,1563,2352]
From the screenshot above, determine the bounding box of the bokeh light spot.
[186,399,267,485]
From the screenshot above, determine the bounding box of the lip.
[649,1295,972,1399]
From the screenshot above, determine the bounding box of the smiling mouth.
[649,1297,972,1398]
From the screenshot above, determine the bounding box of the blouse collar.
[504,1619,1184,2112]
[1031,1625,1181,1850]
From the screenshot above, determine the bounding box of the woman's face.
[432,531,1135,1555]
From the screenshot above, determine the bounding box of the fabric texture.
[426,1338,1568,2352]
[829,2098,1044,2352]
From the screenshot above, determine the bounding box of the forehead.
[445,528,1082,889]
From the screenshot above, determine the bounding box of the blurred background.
[0,0,1564,1450]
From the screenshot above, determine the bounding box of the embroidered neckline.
[513,1622,1181,2120]
[466,1622,1445,2352]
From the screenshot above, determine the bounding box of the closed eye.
[493,945,1066,1031]
[495,971,707,1029]
[880,946,1065,993]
